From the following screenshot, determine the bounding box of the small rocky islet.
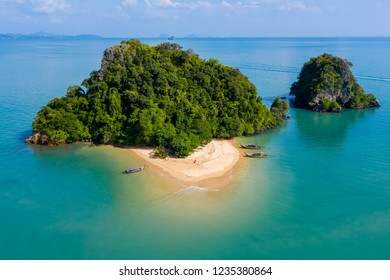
[290,53,380,112]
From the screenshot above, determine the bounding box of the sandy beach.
[128,139,241,184]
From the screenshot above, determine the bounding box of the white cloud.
[144,0,189,9]
[249,1,259,8]
[132,0,247,10]
[133,0,247,20]
[279,1,319,12]
[142,0,152,8]
[261,0,279,4]
[122,0,137,6]
[191,1,212,9]
[221,1,234,8]
[155,0,177,7]
[0,0,69,14]
[32,0,68,13]
[0,0,27,3]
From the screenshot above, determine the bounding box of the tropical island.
[26,39,288,164]
[290,53,380,112]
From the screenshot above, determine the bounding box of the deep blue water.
[1,37,390,259]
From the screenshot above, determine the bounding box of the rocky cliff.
[290,53,379,112]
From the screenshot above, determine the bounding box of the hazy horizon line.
[2,32,390,40]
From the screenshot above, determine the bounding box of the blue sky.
[0,0,389,37]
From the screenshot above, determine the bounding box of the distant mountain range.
[1,32,206,40]
[0,32,104,40]
[158,33,199,39]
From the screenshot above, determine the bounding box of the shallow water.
[1,37,390,259]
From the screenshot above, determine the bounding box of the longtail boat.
[240,143,261,149]
[245,152,267,158]
[123,166,145,174]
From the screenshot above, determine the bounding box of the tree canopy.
[290,53,379,112]
[30,39,286,157]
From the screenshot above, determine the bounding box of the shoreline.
[114,139,242,188]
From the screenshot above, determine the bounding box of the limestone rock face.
[25,132,64,146]
[290,53,380,112]
[99,41,137,81]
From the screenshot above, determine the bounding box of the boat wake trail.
[235,64,390,83]
[236,64,299,75]
[355,75,390,83]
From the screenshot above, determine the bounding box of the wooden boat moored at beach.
[123,166,145,174]
[245,152,267,158]
[240,143,261,149]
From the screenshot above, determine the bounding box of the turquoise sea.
[1,37,390,260]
